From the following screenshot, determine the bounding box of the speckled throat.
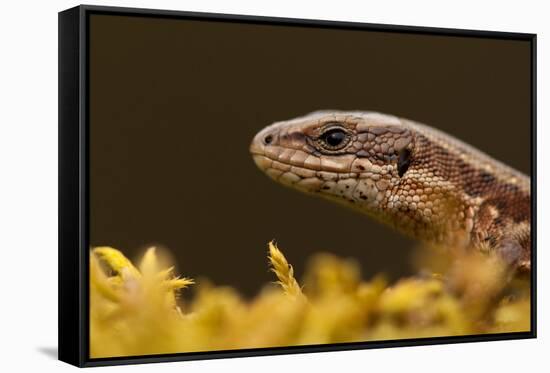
[250,111,531,272]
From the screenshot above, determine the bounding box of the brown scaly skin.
[250,111,531,272]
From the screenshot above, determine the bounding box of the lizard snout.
[249,124,281,157]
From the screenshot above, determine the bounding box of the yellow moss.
[89,241,531,358]
[268,241,303,298]
[493,296,531,332]
[93,246,141,279]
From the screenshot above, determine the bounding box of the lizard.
[249,111,531,272]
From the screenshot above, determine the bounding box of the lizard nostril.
[263,134,273,145]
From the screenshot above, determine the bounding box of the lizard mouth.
[250,128,322,182]
[249,124,357,190]
[250,137,339,194]
[251,153,321,186]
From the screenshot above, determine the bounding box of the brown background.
[89,14,531,297]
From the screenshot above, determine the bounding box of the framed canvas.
[58,5,536,367]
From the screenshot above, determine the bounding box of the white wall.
[0,0,547,371]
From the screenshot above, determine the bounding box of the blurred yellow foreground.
[90,242,530,358]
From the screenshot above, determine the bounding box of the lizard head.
[250,111,416,224]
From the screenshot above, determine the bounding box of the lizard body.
[250,111,531,271]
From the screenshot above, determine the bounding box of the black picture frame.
[58,4,537,367]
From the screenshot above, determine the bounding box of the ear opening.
[397,148,411,177]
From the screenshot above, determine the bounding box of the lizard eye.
[318,127,351,151]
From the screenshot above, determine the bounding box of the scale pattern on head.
[250,110,531,262]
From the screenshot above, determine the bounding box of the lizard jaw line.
[251,153,316,174]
